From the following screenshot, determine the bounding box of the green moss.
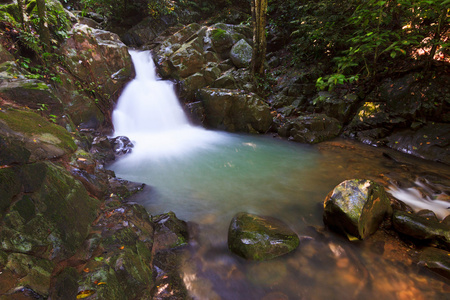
[0,109,77,152]
[211,28,227,40]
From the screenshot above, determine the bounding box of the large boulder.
[198,88,272,133]
[59,24,133,125]
[228,212,299,261]
[288,114,342,144]
[323,179,391,240]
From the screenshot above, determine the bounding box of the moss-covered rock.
[323,179,391,240]
[0,108,77,161]
[0,62,64,115]
[392,210,450,250]
[0,161,99,260]
[5,253,55,297]
[199,88,273,133]
[230,39,252,68]
[228,212,299,261]
[77,204,155,299]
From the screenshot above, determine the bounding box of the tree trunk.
[17,0,26,28]
[251,0,268,77]
[37,0,51,52]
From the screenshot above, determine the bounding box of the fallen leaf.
[76,290,95,299]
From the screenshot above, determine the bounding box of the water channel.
[109,50,450,299]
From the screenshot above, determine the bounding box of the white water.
[387,181,450,220]
[112,50,229,158]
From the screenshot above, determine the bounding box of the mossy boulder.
[323,179,391,240]
[228,212,299,261]
[0,109,77,161]
[0,161,99,260]
[0,62,64,115]
[230,39,252,68]
[198,88,272,133]
[392,210,450,250]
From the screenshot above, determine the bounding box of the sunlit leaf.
[76,290,95,299]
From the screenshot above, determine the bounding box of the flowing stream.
[110,51,450,299]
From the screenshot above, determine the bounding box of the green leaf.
[390,51,397,58]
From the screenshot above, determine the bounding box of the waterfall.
[112,50,227,159]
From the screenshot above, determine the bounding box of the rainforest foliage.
[1,0,448,88]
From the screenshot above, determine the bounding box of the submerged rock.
[418,247,450,280]
[323,179,391,240]
[228,212,299,261]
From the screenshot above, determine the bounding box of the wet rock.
[323,179,391,240]
[230,39,252,68]
[0,109,77,162]
[152,212,189,252]
[199,88,272,133]
[418,247,450,279]
[392,210,450,250]
[386,123,450,165]
[0,161,99,260]
[185,101,206,126]
[289,114,342,144]
[228,212,299,261]
[77,204,155,299]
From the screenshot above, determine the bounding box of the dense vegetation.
[1,0,448,93]
[267,0,449,90]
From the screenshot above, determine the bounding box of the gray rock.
[230,39,252,68]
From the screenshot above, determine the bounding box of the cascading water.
[112,50,228,158]
[109,50,450,299]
